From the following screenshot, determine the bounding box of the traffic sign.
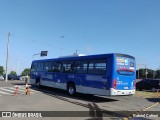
[41,51,48,56]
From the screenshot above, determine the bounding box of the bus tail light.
[113,79,116,89]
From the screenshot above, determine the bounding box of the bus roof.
[32,53,135,63]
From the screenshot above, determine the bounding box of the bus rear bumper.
[110,88,135,96]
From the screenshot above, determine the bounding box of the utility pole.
[32,53,40,61]
[145,65,148,79]
[75,50,78,55]
[137,64,146,79]
[61,48,63,56]
[5,32,10,82]
[153,70,155,79]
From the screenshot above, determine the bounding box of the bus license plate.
[124,87,128,89]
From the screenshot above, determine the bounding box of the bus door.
[115,55,136,91]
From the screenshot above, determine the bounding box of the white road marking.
[0,91,12,95]
[2,87,39,92]
[0,88,15,93]
[0,87,38,96]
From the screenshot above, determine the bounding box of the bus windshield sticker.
[124,59,128,65]
[116,58,125,65]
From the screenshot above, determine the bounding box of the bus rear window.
[116,55,135,76]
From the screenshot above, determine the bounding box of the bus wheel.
[67,83,76,95]
[36,81,41,88]
[151,88,156,92]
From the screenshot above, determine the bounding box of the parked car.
[136,79,160,92]
[4,74,15,80]
[14,75,23,80]
[0,75,4,80]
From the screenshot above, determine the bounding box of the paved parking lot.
[0,80,159,120]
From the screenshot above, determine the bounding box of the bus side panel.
[78,56,113,96]
[83,75,109,95]
[74,74,85,93]
[53,72,67,90]
[41,72,58,88]
[56,73,82,91]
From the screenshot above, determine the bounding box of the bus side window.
[88,59,106,75]
[95,59,106,74]
[88,60,95,74]
[76,60,88,74]
[47,62,52,72]
[55,62,61,72]
[83,61,88,73]
[51,61,61,72]
[31,63,37,72]
[43,62,49,72]
[50,62,55,72]
[75,61,81,73]
[61,66,65,72]
[71,61,77,73]
[37,62,44,72]
[62,61,72,73]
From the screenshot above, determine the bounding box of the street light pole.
[5,32,10,82]
[137,64,147,79]
[145,65,148,79]
[32,53,40,61]
[61,48,63,57]
[138,69,139,79]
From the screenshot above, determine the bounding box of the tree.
[10,71,17,76]
[147,69,154,78]
[155,70,160,79]
[21,68,30,76]
[136,69,146,79]
[0,66,4,76]
[136,68,154,79]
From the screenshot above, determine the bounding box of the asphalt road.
[0,80,159,120]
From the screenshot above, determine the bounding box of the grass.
[134,90,160,98]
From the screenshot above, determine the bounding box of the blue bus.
[30,53,136,96]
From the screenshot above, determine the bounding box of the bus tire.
[151,87,156,92]
[36,79,41,88]
[67,83,76,95]
[37,81,41,88]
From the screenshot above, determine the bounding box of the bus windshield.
[116,55,135,76]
